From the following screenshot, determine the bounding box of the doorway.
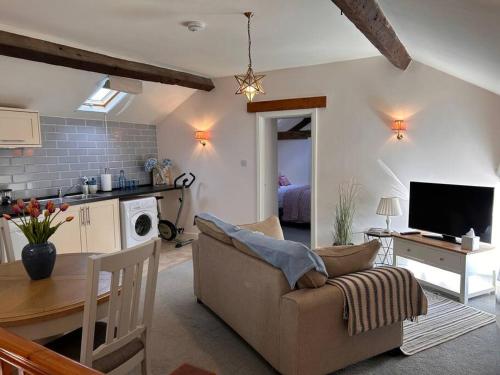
[256,109,318,249]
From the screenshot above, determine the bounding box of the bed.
[278,184,311,224]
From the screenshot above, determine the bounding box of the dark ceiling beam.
[278,130,311,140]
[331,0,411,70]
[289,117,311,131]
[0,30,215,91]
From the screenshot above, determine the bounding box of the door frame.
[256,108,318,249]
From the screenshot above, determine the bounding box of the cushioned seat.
[46,322,144,373]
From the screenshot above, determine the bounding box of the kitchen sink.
[37,198,64,205]
[64,194,101,201]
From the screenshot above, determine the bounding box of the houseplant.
[332,181,360,245]
[3,198,73,280]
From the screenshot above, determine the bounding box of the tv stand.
[393,234,497,304]
[422,234,457,244]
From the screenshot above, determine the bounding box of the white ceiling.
[0,0,498,124]
[379,0,500,95]
[0,0,378,78]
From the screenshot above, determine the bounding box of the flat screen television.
[409,182,494,243]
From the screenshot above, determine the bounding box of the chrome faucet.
[57,184,81,198]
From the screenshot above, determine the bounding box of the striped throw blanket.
[327,267,428,336]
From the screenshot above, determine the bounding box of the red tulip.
[45,200,56,214]
[12,204,21,214]
[29,198,40,209]
[2,214,11,220]
[60,203,69,212]
[65,216,74,222]
[16,199,25,209]
[30,207,40,218]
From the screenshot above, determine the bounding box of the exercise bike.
[157,172,196,248]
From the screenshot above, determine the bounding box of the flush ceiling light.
[235,12,265,103]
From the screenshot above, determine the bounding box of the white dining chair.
[47,238,161,375]
[0,218,15,263]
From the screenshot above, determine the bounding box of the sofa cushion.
[238,216,284,240]
[233,237,327,289]
[315,240,380,278]
[195,217,233,245]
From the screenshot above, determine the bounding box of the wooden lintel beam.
[0,30,215,91]
[247,96,326,113]
[278,130,311,140]
[331,0,411,70]
[289,117,311,131]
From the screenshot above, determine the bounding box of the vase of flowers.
[3,198,73,280]
[144,158,173,186]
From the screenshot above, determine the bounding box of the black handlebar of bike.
[174,172,196,188]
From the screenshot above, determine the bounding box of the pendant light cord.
[247,13,252,68]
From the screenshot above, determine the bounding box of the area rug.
[401,291,496,355]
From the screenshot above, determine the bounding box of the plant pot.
[21,242,56,280]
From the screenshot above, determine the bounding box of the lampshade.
[194,131,209,146]
[376,197,402,217]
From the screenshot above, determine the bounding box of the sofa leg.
[196,298,203,305]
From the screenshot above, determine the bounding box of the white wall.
[157,57,500,246]
[278,138,311,186]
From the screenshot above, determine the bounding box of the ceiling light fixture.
[186,21,206,32]
[235,12,265,103]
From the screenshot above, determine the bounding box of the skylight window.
[78,81,128,113]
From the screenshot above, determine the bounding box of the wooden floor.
[158,239,193,272]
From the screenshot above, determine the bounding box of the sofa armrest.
[279,285,402,375]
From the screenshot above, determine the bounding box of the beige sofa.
[192,221,402,375]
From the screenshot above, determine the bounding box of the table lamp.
[376,197,402,233]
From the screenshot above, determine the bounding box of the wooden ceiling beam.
[331,0,411,70]
[278,130,311,140]
[289,117,311,131]
[0,30,215,91]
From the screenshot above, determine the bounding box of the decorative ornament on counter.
[461,228,480,251]
[144,158,174,186]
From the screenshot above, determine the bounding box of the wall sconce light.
[195,131,209,146]
[392,120,406,140]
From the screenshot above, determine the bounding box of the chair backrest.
[0,218,15,263]
[80,239,161,368]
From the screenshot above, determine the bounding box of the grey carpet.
[141,261,499,375]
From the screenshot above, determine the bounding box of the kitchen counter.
[0,184,180,218]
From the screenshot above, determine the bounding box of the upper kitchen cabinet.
[0,107,41,148]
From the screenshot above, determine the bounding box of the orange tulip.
[44,210,50,217]
[60,203,70,212]
[45,200,56,214]
[65,216,74,222]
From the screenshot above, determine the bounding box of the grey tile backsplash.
[0,116,157,200]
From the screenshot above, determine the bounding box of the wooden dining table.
[0,253,110,341]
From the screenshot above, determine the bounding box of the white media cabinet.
[393,234,497,304]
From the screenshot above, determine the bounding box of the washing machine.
[120,197,159,249]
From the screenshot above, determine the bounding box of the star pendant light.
[235,12,265,102]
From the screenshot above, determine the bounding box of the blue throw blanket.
[196,213,327,288]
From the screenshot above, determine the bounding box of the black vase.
[21,242,56,280]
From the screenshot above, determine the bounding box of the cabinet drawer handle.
[407,248,411,252]
[86,207,90,225]
[80,208,84,226]
[440,257,444,261]
[0,139,25,142]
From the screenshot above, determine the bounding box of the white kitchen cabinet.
[83,199,121,253]
[9,199,121,259]
[0,107,41,148]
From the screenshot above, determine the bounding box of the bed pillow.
[238,216,284,240]
[279,175,291,186]
[315,240,380,278]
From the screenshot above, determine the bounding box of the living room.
[0,1,499,375]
